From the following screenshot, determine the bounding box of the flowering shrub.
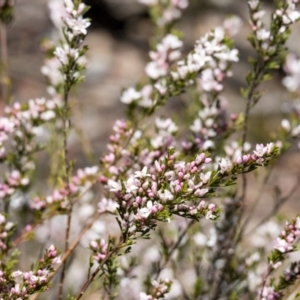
[0,0,300,299]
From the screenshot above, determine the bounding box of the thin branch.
[235,57,270,249]
[75,245,122,300]
[31,211,104,300]
[282,273,300,300]
[248,175,300,235]
[155,220,194,280]
[237,166,274,240]
[58,84,73,300]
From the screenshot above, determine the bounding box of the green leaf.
[262,73,272,81]
[267,61,280,69]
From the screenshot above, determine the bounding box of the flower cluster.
[272,217,300,255]
[107,152,217,227]
[216,142,278,175]
[145,34,183,80]
[41,56,65,102]
[30,166,99,211]
[42,0,90,101]
[4,245,61,299]
[90,239,109,263]
[120,20,239,112]
[0,213,14,251]
[53,0,90,65]
[259,217,300,299]
[0,98,57,199]
[105,142,279,237]
[249,0,300,52]
[260,286,280,300]
[272,260,300,296]
[188,98,229,151]
[275,0,300,25]
[101,119,135,179]
[139,278,172,300]
[97,197,119,214]
[151,117,178,149]
[173,26,239,84]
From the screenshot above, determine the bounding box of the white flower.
[108,180,122,192]
[163,34,183,50]
[124,177,138,193]
[145,61,167,79]
[200,171,211,183]
[215,49,239,62]
[134,166,151,178]
[282,10,300,25]
[139,84,154,107]
[40,110,56,121]
[139,292,152,300]
[219,158,232,173]
[203,140,215,150]
[256,28,270,41]
[154,81,167,95]
[136,201,153,219]
[253,144,267,157]
[120,87,141,104]
[158,189,174,201]
[151,135,164,149]
[52,256,62,266]
[190,118,202,132]
[54,45,79,65]
[194,188,209,197]
[11,270,23,279]
[84,166,98,175]
[155,117,178,133]
[64,16,91,35]
[98,197,119,213]
[274,237,293,253]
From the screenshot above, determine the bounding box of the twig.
[248,175,300,235]
[282,274,300,300]
[13,179,99,248]
[155,220,194,280]
[58,84,72,300]
[235,56,270,248]
[31,211,103,300]
[75,245,122,300]
[237,166,274,241]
